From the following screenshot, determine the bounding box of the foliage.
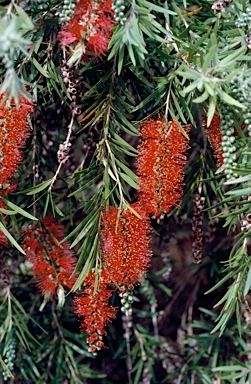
[1,0,251,383]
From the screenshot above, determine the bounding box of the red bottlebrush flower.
[22,216,78,299]
[136,119,189,218]
[204,113,224,168]
[204,113,247,169]
[101,203,152,288]
[74,269,116,351]
[0,94,33,186]
[58,0,116,60]
[0,233,8,247]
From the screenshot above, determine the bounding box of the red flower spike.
[101,203,152,288]
[58,0,116,60]
[0,233,8,247]
[74,269,116,350]
[204,114,224,168]
[22,216,78,299]
[0,94,33,186]
[136,119,189,218]
[204,113,247,169]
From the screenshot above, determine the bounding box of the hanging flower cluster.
[101,203,152,288]
[58,0,116,60]
[74,203,152,351]
[0,94,33,187]
[74,270,116,353]
[136,119,189,218]
[73,118,190,351]
[22,216,77,300]
[204,113,246,170]
[204,113,224,168]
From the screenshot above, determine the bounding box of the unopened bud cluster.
[112,0,127,25]
[231,75,251,136]
[220,104,238,179]
[119,286,133,316]
[246,31,251,49]
[235,9,251,28]
[2,339,16,381]
[59,0,78,24]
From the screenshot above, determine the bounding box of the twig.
[48,111,75,192]
[122,314,133,384]
[4,0,14,19]
[134,327,147,362]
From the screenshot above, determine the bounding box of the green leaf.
[207,96,217,126]
[219,46,247,66]
[218,89,246,109]
[115,159,138,182]
[212,365,246,372]
[118,44,125,75]
[120,172,139,190]
[225,187,251,197]
[4,200,38,221]
[31,57,50,78]
[139,0,176,15]
[193,90,209,103]
[205,269,241,294]
[14,4,34,31]
[128,43,136,66]
[0,222,25,255]
[244,264,251,296]
[131,89,160,112]
[26,179,53,195]
[0,208,17,215]
[224,175,251,185]
[202,45,217,73]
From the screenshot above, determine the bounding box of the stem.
[48,111,75,193]
[165,77,174,121]
[4,0,14,19]
[134,327,147,361]
[122,313,133,384]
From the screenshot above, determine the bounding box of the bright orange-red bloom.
[74,203,151,351]
[74,269,116,352]
[204,114,224,168]
[101,203,152,288]
[136,119,189,218]
[59,0,116,60]
[0,94,33,186]
[204,113,247,168]
[22,216,77,299]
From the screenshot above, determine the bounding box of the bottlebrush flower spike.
[204,113,246,169]
[58,0,116,60]
[204,113,224,168]
[101,203,152,288]
[74,269,116,353]
[0,94,33,186]
[136,119,189,218]
[22,216,77,300]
